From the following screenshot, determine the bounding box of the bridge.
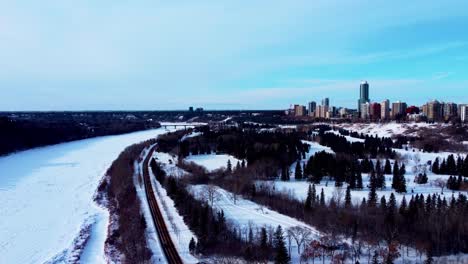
[160,122,205,130]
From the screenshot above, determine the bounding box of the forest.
[158,126,468,263]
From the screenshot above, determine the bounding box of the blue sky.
[1,0,468,110]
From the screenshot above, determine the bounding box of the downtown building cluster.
[287,81,468,122]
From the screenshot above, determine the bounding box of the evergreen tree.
[384,159,392,174]
[399,196,407,216]
[226,159,232,173]
[392,161,399,189]
[241,159,246,168]
[305,184,313,210]
[380,196,387,212]
[260,227,268,250]
[432,158,439,174]
[400,164,406,176]
[376,160,382,175]
[235,161,241,170]
[345,185,352,208]
[274,225,290,264]
[356,170,364,189]
[368,184,378,207]
[395,173,407,193]
[320,188,326,207]
[189,237,196,254]
[295,161,303,180]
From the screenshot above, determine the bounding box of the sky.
[1,0,468,110]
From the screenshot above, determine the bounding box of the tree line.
[0,115,160,156]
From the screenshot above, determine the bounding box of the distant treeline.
[0,115,160,156]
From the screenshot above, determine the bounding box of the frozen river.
[0,127,178,264]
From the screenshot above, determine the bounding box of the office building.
[321,98,329,107]
[308,101,317,116]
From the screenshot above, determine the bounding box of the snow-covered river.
[0,127,178,264]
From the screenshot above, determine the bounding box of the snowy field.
[153,151,190,178]
[0,127,179,264]
[190,185,321,262]
[185,154,242,172]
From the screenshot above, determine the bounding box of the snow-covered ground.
[190,185,321,263]
[153,151,190,178]
[185,154,242,172]
[334,122,448,138]
[326,130,365,143]
[181,131,202,141]
[0,127,180,264]
[273,145,467,206]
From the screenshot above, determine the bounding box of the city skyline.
[1,1,468,110]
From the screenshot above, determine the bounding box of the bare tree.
[201,184,221,208]
[433,178,446,194]
[287,226,313,255]
[332,187,345,207]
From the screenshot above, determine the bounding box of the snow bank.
[0,127,179,264]
[134,146,168,264]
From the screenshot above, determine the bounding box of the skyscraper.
[308,101,317,116]
[321,98,329,107]
[358,81,370,113]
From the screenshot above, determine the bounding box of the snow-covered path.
[0,127,177,264]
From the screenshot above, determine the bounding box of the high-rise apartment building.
[293,104,306,117]
[391,101,407,118]
[381,99,390,120]
[461,105,468,122]
[425,100,441,121]
[369,103,381,120]
[358,81,370,114]
[443,102,457,120]
[360,102,370,119]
